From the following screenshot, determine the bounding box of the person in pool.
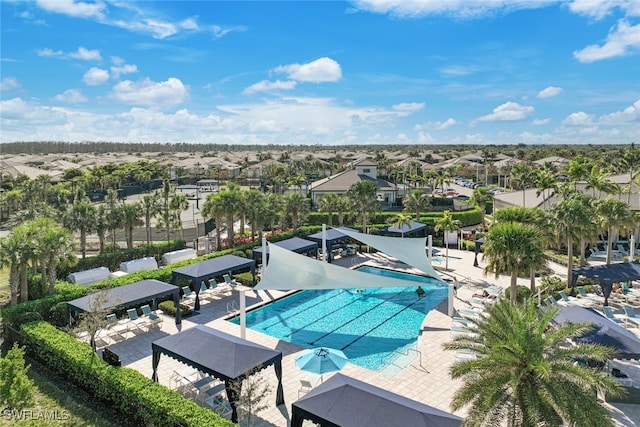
[416,286,425,297]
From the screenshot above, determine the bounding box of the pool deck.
[101,248,640,426]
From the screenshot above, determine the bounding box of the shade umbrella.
[295,347,348,382]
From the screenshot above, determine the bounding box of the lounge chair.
[106,313,128,339]
[223,273,239,287]
[199,281,217,300]
[140,304,162,327]
[298,378,314,397]
[622,305,640,328]
[182,286,197,305]
[558,290,582,306]
[602,306,626,325]
[576,286,600,304]
[126,308,149,332]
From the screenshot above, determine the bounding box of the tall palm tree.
[391,212,412,238]
[0,227,26,305]
[470,186,492,226]
[243,189,266,241]
[434,210,460,270]
[201,193,225,250]
[140,193,160,248]
[535,168,558,210]
[169,193,189,240]
[444,301,622,427]
[586,165,619,198]
[482,221,547,304]
[34,218,76,295]
[216,186,243,248]
[158,179,174,243]
[595,197,636,265]
[121,202,143,249]
[284,193,309,230]
[335,195,351,227]
[63,191,96,259]
[347,181,379,232]
[317,193,340,227]
[402,190,430,222]
[104,188,122,247]
[509,164,537,207]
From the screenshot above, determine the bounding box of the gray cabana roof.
[66,279,181,324]
[152,325,284,422]
[252,237,318,263]
[306,228,357,263]
[291,373,462,427]
[553,306,640,360]
[171,254,255,310]
[384,220,428,236]
[572,262,640,305]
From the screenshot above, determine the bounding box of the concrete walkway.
[99,248,640,426]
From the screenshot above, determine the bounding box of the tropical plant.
[482,221,547,303]
[444,301,622,427]
[63,189,96,259]
[121,201,144,249]
[347,181,379,232]
[434,210,460,270]
[140,193,160,247]
[509,163,537,206]
[403,190,430,222]
[0,344,36,410]
[391,212,412,238]
[586,165,619,198]
[317,193,340,227]
[469,186,492,226]
[594,197,637,265]
[283,193,309,230]
[0,228,26,305]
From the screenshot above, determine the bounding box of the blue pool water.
[230,266,447,371]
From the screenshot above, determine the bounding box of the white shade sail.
[334,227,442,280]
[254,243,429,290]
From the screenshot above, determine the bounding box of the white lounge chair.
[141,304,162,328]
[602,306,626,326]
[622,305,640,328]
[127,308,149,332]
[576,286,600,304]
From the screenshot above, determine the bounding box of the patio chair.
[140,304,162,328]
[126,308,149,332]
[106,313,128,339]
[576,286,600,304]
[298,379,314,397]
[558,290,582,306]
[602,306,626,326]
[622,305,640,328]
[182,286,197,305]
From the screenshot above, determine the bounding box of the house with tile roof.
[308,158,398,208]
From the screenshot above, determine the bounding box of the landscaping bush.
[234,272,254,287]
[16,321,233,427]
[504,285,532,304]
[158,301,192,317]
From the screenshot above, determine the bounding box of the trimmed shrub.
[504,285,532,304]
[17,321,233,427]
[157,301,192,317]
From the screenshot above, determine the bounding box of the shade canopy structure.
[151,325,284,423]
[66,279,181,324]
[553,306,640,360]
[384,220,428,237]
[572,262,640,305]
[291,373,462,427]
[252,237,318,264]
[171,254,255,310]
[335,227,442,280]
[306,228,356,263]
[255,243,441,290]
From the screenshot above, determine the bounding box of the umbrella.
[295,347,348,382]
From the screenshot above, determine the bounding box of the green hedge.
[17,321,233,427]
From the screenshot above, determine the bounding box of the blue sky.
[1,0,639,146]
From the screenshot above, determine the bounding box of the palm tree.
[469,186,492,226]
[391,213,412,238]
[36,219,76,295]
[347,181,379,232]
[63,190,96,259]
[104,188,122,247]
[509,164,537,206]
[243,189,266,241]
[595,197,636,265]
[284,193,309,230]
[434,210,460,270]
[535,168,558,210]
[335,195,351,227]
[482,221,547,304]
[0,228,26,305]
[402,190,430,222]
[317,193,340,227]
[444,301,622,427]
[201,193,225,250]
[169,193,189,240]
[586,165,619,198]
[216,186,243,248]
[158,179,174,243]
[121,202,143,249]
[94,205,109,253]
[140,193,160,247]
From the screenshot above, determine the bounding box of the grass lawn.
[0,356,134,427]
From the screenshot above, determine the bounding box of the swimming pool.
[230,266,447,371]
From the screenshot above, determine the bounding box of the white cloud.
[0,97,68,126]
[0,77,21,91]
[112,18,179,39]
[83,67,109,85]
[439,65,478,76]
[599,99,640,124]
[568,0,640,20]
[477,102,534,122]
[36,0,105,19]
[537,86,563,98]
[110,77,189,107]
[435,118,457,130]
[110,64,138,79]
[532,118,551,125]
[562,111,595,126]
[574,20,640,62]
[69,46,102,61]
[243,80,297,95]
[37,48,63,57]
[349,0,558,19]
[53,89,87,103]
[180,18,198,30]
[273,57,342,83]
[392,102,425,113]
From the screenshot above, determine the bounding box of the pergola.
[384,220,428,237]
[291,373,462,427]
[252,237,318,265]
[306,228,354,263]
[152,325,284,423]
[66,279,181,324]
[171,254,255,310]
[571,262,640,305]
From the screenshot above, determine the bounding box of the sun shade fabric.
[291,373,462,427]
[252,237,317,259]
[151,325,285,422]
[553,306,640,359]
[334,227,442,280]
[255,243,437,290]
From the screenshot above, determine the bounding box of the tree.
[391,213,412,237]
[63,189,96,259]
[104,188,123,247]
[140,193,160,247]
[586,165,619,198]
[32,218,76,296]
[72,291,115,352]
[121,202,143,249]
[482,222,547,304]
[0,344,36,410]
[230,367,272,427]
[243,189,266,241]
[201,193,225,251]
[594,197,636,265]
[444,301,622,427]
[469,186,492,226]
[509,163,537,206]
[215,185,243,248]
[317,193,340,227]
[347,181,379,232]
[284,193,309,230]
[434,210,460,270]
[535,168,558,211]
[169,193,189,240]
[158,179,174,243]
[0,228,26,305]
[402,190,430,222]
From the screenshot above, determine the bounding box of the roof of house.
[309,169,396,192]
